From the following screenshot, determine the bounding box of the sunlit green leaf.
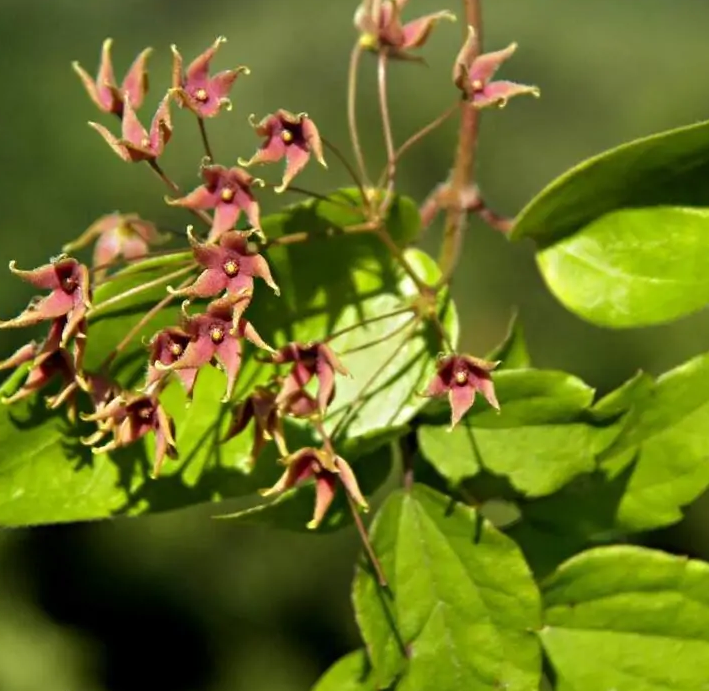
[417,370,598,496]
[536,207,709,327]
[353,484,542,691]
[311,650,377,691]
[512,119,709,246]
[540,546,709,691]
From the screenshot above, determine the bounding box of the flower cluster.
[0,38,369,530]
[0,13,523,525]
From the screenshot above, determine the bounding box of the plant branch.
[377,50,396,209]
[197,117,214,162]
[321,137,369,209]
[437,0,483,283]
[347,43,372,190]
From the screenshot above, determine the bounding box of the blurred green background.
[2,1,709,689]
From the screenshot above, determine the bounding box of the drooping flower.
[273,342,349,415]
[224,386,288,466]
[239,110,327,193]
[0,256,91,343]
[166,165,263,241]
[145,326,197,397]
[63,213,167,277]
[73,38,152,116]
[0,317,83,415]
[82,393,177,477]
[89,95,172,162]
[171,37,249,119]
[453,26,539,109]
[261,446,368,529]
[354,0,455,59]
[161,296,274,401]
[424,353,500,428]
[170,228,279,300]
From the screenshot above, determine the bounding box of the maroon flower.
[170,228,279,300]
[453,26,539,109]
[239,110,327,193]
[261,447,368,530]
[160,297,274,401]
[64,213,167,277]
[73,38,152,116]
[425,353,500,428]
[0,257,91,344]
[0,317,82,415]
[89,95,172,162]
[273,342,349,415]
[82,393,177,478]
[170,37,249,119]
[166,165,263,241]
[145,326,197,397]
[224,386,288,466]
[354,0,455,59]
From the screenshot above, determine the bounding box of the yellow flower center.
[169,342,183,357]
[223,260,239,276]
[61,277,78,293]
[195,88,209,102]
[454,369,468,385]
[221,188,235,203]
[210,327,225,344]
[281,130,294,144]
[140,136,151,149]
[471,79,484,92]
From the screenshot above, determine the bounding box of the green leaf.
[508,358,709,577]
[540,546,709,691]
[353,484,542,691]
[536,206,709,327]
[599,351,709,531]
[0,190,455,526]
[312,650,377,691]
[512,119,709,247]
[417,369,599,496]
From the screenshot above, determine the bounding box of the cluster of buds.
[0,37,368,530]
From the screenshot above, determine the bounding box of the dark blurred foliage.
[1,1,709,689]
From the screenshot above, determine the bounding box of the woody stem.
[197,117,214,162]
[347,43,372,191]
[437,0,483,284]
[349,492,388,588]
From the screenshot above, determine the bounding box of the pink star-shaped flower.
[171,228,279,300]
[73,38,152,116]
[89,95,172,162]
[166,165,263,241]
[453,26,540,109]
[239,110,327,193]
[171,37,249,119]
[424,353,500,428]
[260,447,368,530]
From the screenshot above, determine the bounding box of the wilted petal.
[401,11,455,49]
[334,456,369,511]
[473,80,540,109]
[469,42,518,85]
